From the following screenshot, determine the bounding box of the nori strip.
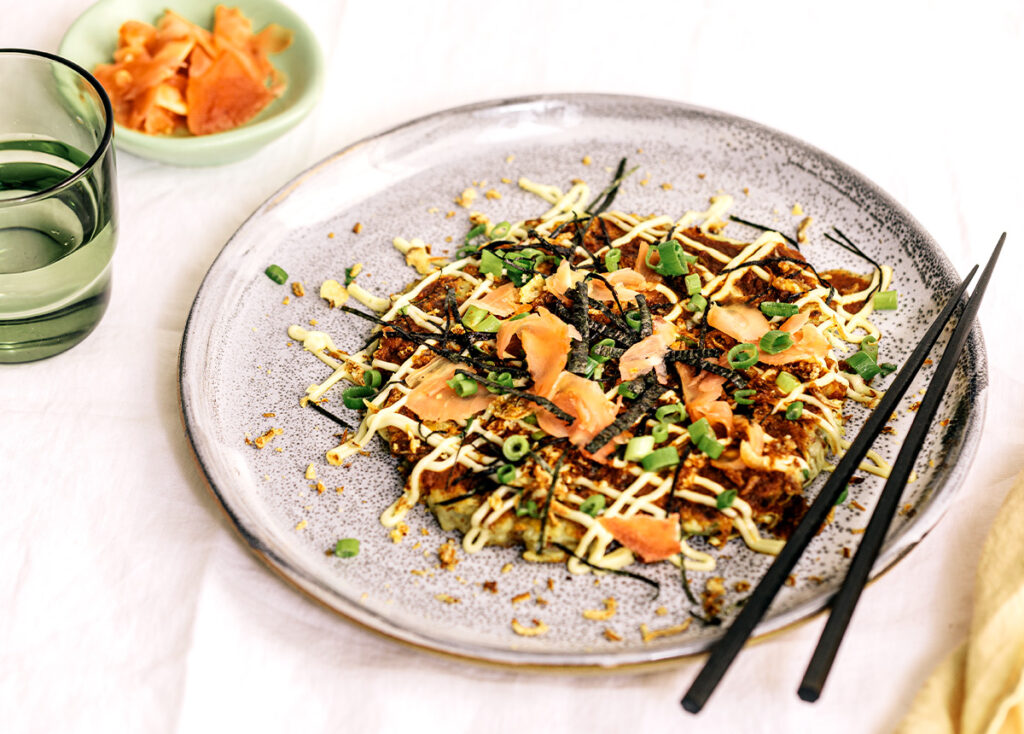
[590,342,625,360]
[826,227,883,301]
[585,374,660,453]
[307,400,356,431]
[536,452,567,553]
[566,281,591,374]
[552,543,660,597]
[727,214,800,249]
[665,348,723,364]
[635,294,653,338]
[698,360,749,389]
[586,158,640,216]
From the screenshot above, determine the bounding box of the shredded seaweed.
[635,294,653,338]
[727,214,800,249]
[587,317,633,346]
[825,227,883,301]
[585,374,660,453]
[698,360,750,389]
[665,347,723,364]
[566,281,591,374]
[552,543,660,597]
[586,158,639,216]
[596,216,614,262]
[536,452,567,553]
[679,554,700,606]
[307,400,356,431]
[590,342,625,360]
[585,293,635,342]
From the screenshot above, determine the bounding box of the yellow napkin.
[897,470,1024,734]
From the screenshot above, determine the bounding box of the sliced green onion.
[505,265,529,286]
[604,249,622,272]
[344,266,358,286]
[760,330,794,355]
[873,290,898,310]
[879,362,898,376]
[479,249,504,277]
[785,401,804,420]
[733,389,757,405]
[680,250,698,264]
[584,357,604,380]
[617,382,638,399]
[684,273,702,296]
[836,486,849,506]
[775,371,800,394]
[651,423,669,443]
[490,221,511,239]
[462,304,488,328]
[342,385,375,410]
[641,446,680,472]
[485,371,514,394]
[727,342,759,370]
[624,310,644,331]
[446,374,478,397]
[474,314,502,333]
[802,468,810,481]
[652,241,688,276]
[687,417,712,446]
[464,223,487,245]
[509,312,528,321]
[686,294,708,313]
[516,499,539,518]
[860,334,879,361]
[521,413,538,426]
[496,464,517,485]
[716,490,737,510]
[590,338,617,364]
[530,430,547,440]
[502,435,530,462]
[264,264,288,284]
[759,301,799,318]
[697,434,724,460]
[655,403,686,424]
[333,538,360,558]
[579,494,606,517]
[362,369,382,388]
[624,435,655,462]
[846,350,882,380]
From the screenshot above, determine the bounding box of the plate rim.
[178,92,988,669]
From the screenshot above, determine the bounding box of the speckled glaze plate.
[179,94,987,668]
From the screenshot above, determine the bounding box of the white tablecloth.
[3,2,1023,731]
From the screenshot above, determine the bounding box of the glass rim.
[0,48,114,208]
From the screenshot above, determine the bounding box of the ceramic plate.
[179,94,986,668]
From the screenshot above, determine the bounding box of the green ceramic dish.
[58,0,323,166]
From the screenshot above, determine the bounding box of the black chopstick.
[681,262,981,714]
[798,232,1005,702]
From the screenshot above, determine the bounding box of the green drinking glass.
[0,49,117,363]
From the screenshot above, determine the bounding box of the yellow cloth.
[897,471,1024,734]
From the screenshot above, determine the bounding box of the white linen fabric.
[2,2,1023,732]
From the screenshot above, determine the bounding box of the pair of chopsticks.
[682,233,1006,713]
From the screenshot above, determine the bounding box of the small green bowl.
[59,0,323,166]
